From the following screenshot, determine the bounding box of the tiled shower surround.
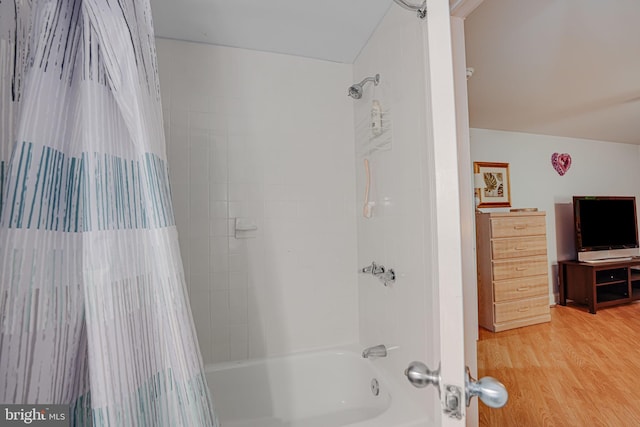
[156,40,358,364]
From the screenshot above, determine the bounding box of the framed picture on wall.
[473,162,511,208]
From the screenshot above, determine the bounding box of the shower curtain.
[0,1,218,426]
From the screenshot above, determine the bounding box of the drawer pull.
[515,267,528,271]
[513,225,527,230]
[516,287,530,292]
[514,246,528,251]
[517,306,531,312]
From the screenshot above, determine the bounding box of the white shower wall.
[156,39,358,364]
[352,5,439,411]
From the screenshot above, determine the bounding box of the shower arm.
[356,74,380,89]
[393,0,427,18]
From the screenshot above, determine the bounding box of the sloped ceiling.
[151,0,639,144]
[465,0,640,144]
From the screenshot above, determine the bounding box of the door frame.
[449,1,485,426]
[423,0,478,424]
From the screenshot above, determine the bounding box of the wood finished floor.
[478,302,640,426]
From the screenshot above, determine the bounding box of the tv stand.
[559,259,640,313]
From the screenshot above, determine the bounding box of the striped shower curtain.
[0,1,218,425]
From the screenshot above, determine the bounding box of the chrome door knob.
[404,361,440,389]
[465,368,508,408]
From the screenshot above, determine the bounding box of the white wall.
[470,128,640,300]
[353,6,439,414]
[156,39,358,364]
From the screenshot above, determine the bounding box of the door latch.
[443,384,463,419]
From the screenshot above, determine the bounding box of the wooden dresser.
[476,211,551,332]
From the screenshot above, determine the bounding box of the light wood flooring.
[478,302,640,426]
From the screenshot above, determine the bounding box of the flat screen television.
[573,196,640,262]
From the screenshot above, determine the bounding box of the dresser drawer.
[494,295,549,324]
[491,236,547,260]
[490,216,546,238]
[492,256,548,281]
[493,275,548,302]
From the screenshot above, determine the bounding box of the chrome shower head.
[348,84,364,99]
[348,74,380,99]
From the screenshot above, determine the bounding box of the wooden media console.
[558,258,640,313]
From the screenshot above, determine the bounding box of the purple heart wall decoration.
[551,152,571,176]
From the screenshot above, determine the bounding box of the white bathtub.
[205,347,431,427]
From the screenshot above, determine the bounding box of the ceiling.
[150,0,394,64]
[465,0,640,145]
[151,0,640,145]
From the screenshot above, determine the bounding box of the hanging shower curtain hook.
[393,0,427,19]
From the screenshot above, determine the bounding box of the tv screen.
[573,196,639,256]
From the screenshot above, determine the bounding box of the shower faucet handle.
[360,262,396,286]
[361,262,374,274]
[361,261,384,275]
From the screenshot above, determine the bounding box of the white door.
[352,1,500,425]
[424,0,467,424]
[415,0,497,424]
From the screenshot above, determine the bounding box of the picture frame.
[473,162,511,208]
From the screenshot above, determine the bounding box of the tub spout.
[362,344,387,359]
